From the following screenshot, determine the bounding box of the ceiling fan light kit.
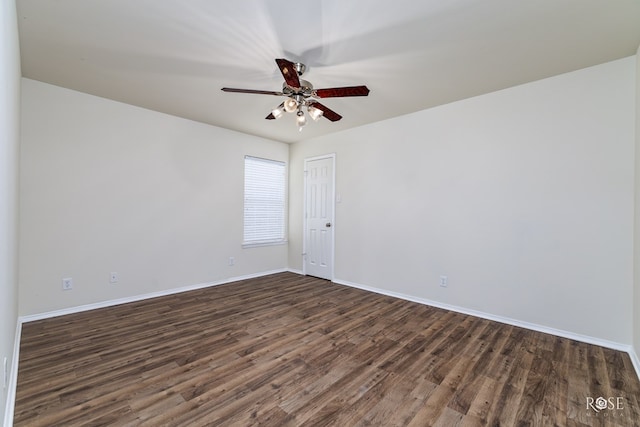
[296,109,307,131]
[271,103,285,119]
[222,58,370,131]
[283,96,299,113]
[308,105,323,121]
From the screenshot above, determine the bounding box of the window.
[243,156,286,246]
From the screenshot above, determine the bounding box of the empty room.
[2,0,640,426]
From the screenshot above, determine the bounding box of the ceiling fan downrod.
[293,62,306,76]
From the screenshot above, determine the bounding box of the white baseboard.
[9,269,640,427]
[7,269,296,426]
[3,321,21,427]
[285,268,304,275]
[333,277,640,380]
[19,269,289,324]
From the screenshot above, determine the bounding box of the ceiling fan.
[221,58,370,131]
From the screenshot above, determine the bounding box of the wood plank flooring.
[14,272,640,426]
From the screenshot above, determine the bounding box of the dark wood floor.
[14,272,640,426]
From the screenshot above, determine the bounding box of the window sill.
[242,240,288,249]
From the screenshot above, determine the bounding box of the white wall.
[634,45,640,363]
[290,57,635,345]
[20,78,289,316]
[0,0,20,423]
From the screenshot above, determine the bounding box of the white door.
[304,155,335,280]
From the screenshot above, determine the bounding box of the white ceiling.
[16,0,640,144]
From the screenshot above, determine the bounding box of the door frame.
[303,153,336,280]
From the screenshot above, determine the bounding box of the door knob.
[326,222,332,228]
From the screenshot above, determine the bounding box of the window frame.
[242,155,288,248]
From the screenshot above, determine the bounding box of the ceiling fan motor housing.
[283,79,314,98]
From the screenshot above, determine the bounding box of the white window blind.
[243,156,286,246]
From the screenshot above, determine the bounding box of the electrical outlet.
[439,275,448,287]
[62,277,73,290]
[110,272,119,284]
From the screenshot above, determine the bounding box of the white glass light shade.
[308,105,324,121]
[284,97,298,113]
[296,110,307,127]
[271,106,284,119]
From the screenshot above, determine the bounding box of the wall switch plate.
[228,257,235,266]
[110,272,119,284]
[439,275,448,287]
[62,277,73,290]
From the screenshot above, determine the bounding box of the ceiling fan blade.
[310,102,342,122]
[266,112,276,120]
[315,85,370,98]
[221,87,284,96]
[275,58,301,88]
